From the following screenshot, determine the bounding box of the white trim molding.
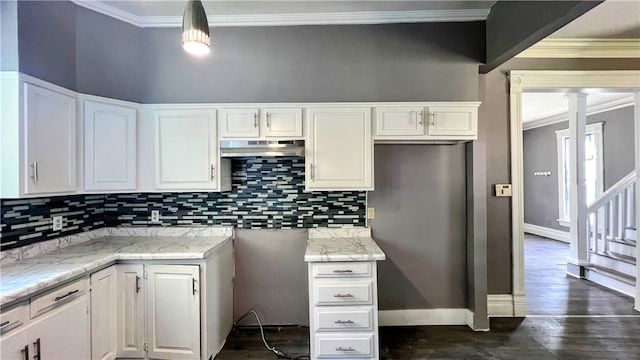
[379,309,471,327]
[509,70,640,318]
[523,223,570,243]
[517,39,640,59]
[70,1,490,28]
[523,95,634,130]
[487,295,515,317]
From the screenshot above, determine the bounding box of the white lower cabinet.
[1,278,90,360]
[91,266,118,360]
[308,261,379,360]
[116,264,146,358]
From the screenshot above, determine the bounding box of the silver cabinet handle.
[192,278,198,295]
[135,275,141,293]
[333,293,354,298]
[0,321,9,327]
[310,164,315,180]
[430,112,436,126]
[418,110,423,125]
[334,320,354,324]
[266,112,271,128]
[254,112,258,128]
[54,289,79,302]
[20,344,28,360]
[30,161,38,183]
[33,338,41,360]
[336,346,355,352]
[333,269,353,273]
[210,164,215,180]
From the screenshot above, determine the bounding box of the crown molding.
[71,1,490,28]
[523,94,634,130]
[516,39,640,59]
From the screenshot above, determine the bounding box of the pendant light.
[182,0,210,56]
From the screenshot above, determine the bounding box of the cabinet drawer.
[315,333,374,358]
[30,277,88,319]
[315,307,373,332]
[312,262,372,278]
[314,281,372,306]
[0,302,28,335]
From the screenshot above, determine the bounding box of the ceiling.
[549,0,640,39]
[521,92,634,124]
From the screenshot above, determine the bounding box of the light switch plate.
[495,184,512,197]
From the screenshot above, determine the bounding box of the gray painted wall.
[75,7,143,103]
[368,145,468,310]
[233,229,309,325]
[141,22,483,103]
[483,1,600,73]
[17,0,76,90]
[482,57,640,294]
[1,0,18,71]
[523,106,636,231]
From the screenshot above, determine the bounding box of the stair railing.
[587,170,636,256]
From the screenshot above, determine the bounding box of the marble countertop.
[1,228,233,307]
[304,227,386,262]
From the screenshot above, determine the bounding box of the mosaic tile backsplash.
[1,157,366,251]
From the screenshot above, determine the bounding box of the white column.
[634,91,640,311]
[567,92,590,273]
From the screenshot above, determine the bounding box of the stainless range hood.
[220,140,305,157]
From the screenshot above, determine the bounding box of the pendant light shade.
[182,0,210,56]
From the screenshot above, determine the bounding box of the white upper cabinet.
[154,110,230,191]
[24,83,77,195]
[373,102,480,142]
[219,107,303,139]
[262,108,303,137]
[426,105,478,138]
[83,100,137,191]
[306,107,373,191]
[374,106,424,136]
[218,108,260,138]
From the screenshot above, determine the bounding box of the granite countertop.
[0,227,233,307]
[304,227,386,262]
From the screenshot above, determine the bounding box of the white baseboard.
[379,309,471,326]
[487,294,515,317]
[524,223,569,243]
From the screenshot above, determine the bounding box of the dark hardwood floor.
[216,234,640,359]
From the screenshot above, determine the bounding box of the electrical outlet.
[367,207,375,219]
[52,216,63,231]
[151,210,160,223]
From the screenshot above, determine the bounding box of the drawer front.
[0,302,28,335]
[30,277,89,319]
[315,307,373,332]
[314,281,372,306]
[316,334,374,358]
[312,262,372,278]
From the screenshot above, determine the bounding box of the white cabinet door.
[91,266,117,360]
[426,105,477,137]
[374,106,424,136]
[84,101,137,191]
[306,107,373,191]
[146,265,200,360]
[116,264,145,359]
[154,110,219,190]
[24,83,76,195]
[0,326,29,360]
[218,108,260,138]
[263,108,303,138]
[29,295,90,360]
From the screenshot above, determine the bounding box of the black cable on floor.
[235,309,310,360]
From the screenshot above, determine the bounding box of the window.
[555,122,603,227]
